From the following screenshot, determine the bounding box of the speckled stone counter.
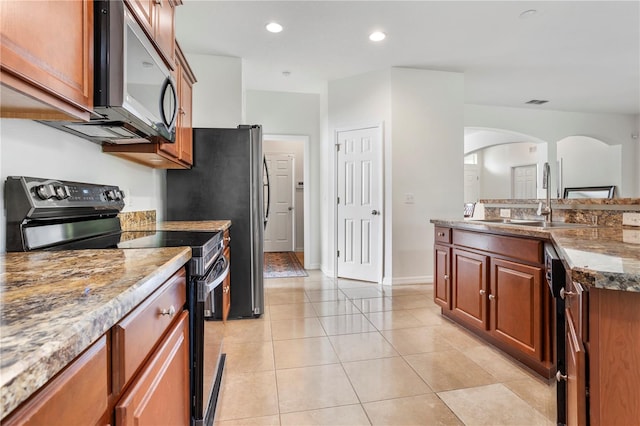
[431,219,640,292]
[0,247,191,418]
[126,220,232,232]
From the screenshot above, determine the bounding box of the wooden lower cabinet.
[490,258,543,361]
[2,336,109,426]
[437,227,553,378]
[433,244,451,309]
[451,248,489,331]
[222,244,231,322]
[115,311,190,426]
[565,308,587,426]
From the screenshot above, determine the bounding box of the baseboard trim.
[383,275,433,285]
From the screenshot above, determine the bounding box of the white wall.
[186,54,243,128]
[0,119,165,253]
[245,90,321,269]
[479,142,545,199]
[465,104,639,197]
[327,68,464,284]
[263,138,305,251]
[328,70,391,278]
[390,68,464,284]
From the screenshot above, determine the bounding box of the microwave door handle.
[159,76,178,130]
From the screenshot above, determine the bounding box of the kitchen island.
[431,219,640,425]
[0,247,191,422]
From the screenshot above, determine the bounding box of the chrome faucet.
[537,162,552,222]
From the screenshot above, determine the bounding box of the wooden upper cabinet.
[0,0,93,121]
[125,0,179,69]
[176,42,195,165]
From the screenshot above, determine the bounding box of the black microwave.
[40,0,178,144]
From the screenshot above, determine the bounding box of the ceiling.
[175,1,640,115]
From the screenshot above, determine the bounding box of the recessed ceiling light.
[369,31,386,42]
[525,99,549,105]
[282,71,291,77]
[519,9,537,19]
[265,22,283,33]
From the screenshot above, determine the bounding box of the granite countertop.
[126,220,231,232]
[0,247,192,418]
[431,219,640,292]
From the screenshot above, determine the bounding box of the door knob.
[288,206,294,211]
[371,210,380,215]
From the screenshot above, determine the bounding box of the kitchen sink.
[471,219,592,229]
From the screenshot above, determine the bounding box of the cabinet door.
[1,0,93,120]
[178,67,193,164]
[490,258,543,361]
[434,244,451,309]
[222,245,231,322]
[452,248,489,330]
[154,0,175,65]
[565,309,586,426]
[115,311,190,426]
[3,335,109,426]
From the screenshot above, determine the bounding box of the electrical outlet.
[623,229,640,244]
[623,212,640,227]
[500,209,511,218]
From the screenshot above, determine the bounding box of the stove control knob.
[105,189,116,201]
[54,185,71,200]
[118,189,126,200]
[35,184,55,200]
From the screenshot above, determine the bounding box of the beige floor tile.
[265,287,307,295]
[318,313,377,335]
[464,345,532,382]
[312,299,359,316]
[305,289,348,302]
[340,286,386,299]
[382,284,432,296]
[276,364,359,413]
[365,310,422,330]
[271,317,326,340]
[328,332,398,362]
[405,350,497,392]
[273,336,339,369]
[267,290,310,305]
[280,404,370,426]
[216,370,279,421]
[380,326,454,355]
[215,415,280,426]
[351,297,395,313]
[269,303,317,320]
[223,341,275,374]
[337,279,379,289]
[302,280,339,291]
[343,357,432,402]
[363,394,462,426]
[405,307,447,326]
[224,318,272,344]
[438,383,553,425]
[386,294,433,310]
[504,377,557,422]
[433,322,487,350]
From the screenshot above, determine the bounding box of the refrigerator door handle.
[263,156,270,229]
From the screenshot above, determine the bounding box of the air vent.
[525,99,549,105]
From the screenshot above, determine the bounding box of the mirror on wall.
[464,129,623,202]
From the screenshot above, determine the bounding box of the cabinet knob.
[560,288,576,299]
[437,232,445,237]
[488,294,496,301]
[443,274,449,280]
[223,286,230,294]
[479,289,486,295]
[159,305,176,317]
[556,371,568,382]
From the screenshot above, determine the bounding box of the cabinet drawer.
[112,268,187,393]
[3,335,109,426]
[435,227,452,244]
[453,229,542,263]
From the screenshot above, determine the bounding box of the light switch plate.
[500,208,511,218]
[623,212,640,226]
[404,193,415,204]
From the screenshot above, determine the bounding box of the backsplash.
[118,210,157,230]
[480,199,640,227]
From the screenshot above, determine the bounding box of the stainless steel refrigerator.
[166,125,265,318]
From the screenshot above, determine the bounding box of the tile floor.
[214,271,556,425]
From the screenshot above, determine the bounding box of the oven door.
[193,255,229,425]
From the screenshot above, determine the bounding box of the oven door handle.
[198,255,230,302]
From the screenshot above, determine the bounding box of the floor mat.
[264,252,308,278]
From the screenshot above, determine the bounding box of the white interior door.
[264,153,294,252]
[464,164,480,203]
[336,127,382,282]
[512,164,537,199]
